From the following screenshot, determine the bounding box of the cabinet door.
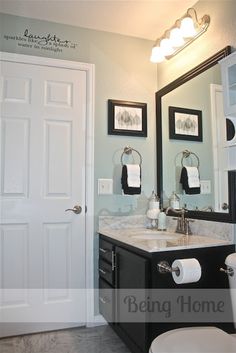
[221,52,236,117]
[115,246,149,353]
[99,278,114,323]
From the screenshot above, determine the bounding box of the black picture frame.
[108,99,147,137]
[169,106,203,142]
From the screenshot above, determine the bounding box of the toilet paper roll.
[172,258,201,284]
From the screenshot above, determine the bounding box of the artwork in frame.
[169,106,203,142]
[108,99,147,137]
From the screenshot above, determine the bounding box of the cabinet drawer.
[99,238,114,263]
[99,259,114,286]
[99,278,114,323]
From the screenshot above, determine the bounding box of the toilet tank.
[225,253,236,327]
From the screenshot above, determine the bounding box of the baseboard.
[86,314,107,327]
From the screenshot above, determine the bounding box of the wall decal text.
[3,28,78,53]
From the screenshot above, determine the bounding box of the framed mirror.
[156,46,236,222]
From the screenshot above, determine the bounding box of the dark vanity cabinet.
[99,233,235,353]
[99,238,115,323]
[115,246,150,353]
[99,237,150,352]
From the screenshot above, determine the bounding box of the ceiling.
[0,0,197,41]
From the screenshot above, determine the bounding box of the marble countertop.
[98,227,232,253]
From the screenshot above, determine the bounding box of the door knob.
[65,205,82,214]
[222,203,229,210]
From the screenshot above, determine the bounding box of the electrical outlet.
[98,179,113,195]
[200,180,211,194]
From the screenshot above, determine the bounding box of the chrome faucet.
[165,207,194,235]
[195,205,214,212]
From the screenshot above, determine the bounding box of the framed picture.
[108,99,147,137]
[169,106,203,141]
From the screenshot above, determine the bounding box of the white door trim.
[0,51,95,326]
[210,83,229,212]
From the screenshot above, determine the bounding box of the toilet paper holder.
[157,261,180,276]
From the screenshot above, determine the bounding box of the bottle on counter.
[158,209,167,231]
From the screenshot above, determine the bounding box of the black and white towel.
[180,166,200,194]
[121,164,141,195]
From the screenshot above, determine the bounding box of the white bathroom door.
[0,57,87,336]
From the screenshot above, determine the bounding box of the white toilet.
[149,253,236,353]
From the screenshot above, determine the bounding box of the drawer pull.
[112,251,116,271]
[99,247,108,254]
[99,268,106,275]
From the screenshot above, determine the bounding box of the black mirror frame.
[156,46,236,223]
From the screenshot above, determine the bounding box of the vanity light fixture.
[150,8,210,63]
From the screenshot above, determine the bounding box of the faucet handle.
[172,217,183,233]
[184,218,194,235]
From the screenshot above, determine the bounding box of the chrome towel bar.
[121,145,142,166]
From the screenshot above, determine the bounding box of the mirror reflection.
[156,47,236,223]
[162,64,229,212]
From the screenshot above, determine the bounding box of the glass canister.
[146,191,160,228]
[149,190,160,210]
[169,191,180,209]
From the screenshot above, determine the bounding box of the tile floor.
[0,325,131,353]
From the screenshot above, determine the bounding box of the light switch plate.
[200,180,211,194]
[98,179,113,195]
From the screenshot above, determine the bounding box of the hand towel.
[121,164,141,195]
[126,164,141,187]
[180,166,201,195]
[185,166,200,188]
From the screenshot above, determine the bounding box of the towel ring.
[121,146,142,166]
[181,149,200,168]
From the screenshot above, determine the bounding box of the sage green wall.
[1,0,235,318]
[0,13,157,221]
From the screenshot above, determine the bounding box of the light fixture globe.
[150,45,165,63]
[160,38,174,56]
[169,27,185,47]
[180,16,197,38]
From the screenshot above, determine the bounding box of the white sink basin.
[131,232,182,241]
